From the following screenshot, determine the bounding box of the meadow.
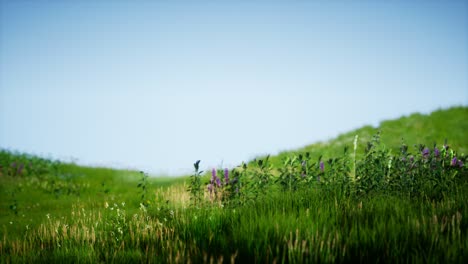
[1,107,467,263]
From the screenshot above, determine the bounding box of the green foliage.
[268,106,468,168]
[251,155,274,198]
[137,171,150,207]
[188,160,203,206]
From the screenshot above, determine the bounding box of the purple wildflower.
[451,157,458,166]
[319,161,324,172]
[409,156,414,163]
[434,147,440,158]
[11,162,16,168]
[224,168,229,184]
[401,157,407,162]
[211,168,221,187]
[422,148,430,158]
[458,160,464,168]
[210,168,216,184]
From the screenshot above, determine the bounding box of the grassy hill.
[260,106,468,168]
[0,106,467,263]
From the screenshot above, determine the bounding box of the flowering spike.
[224,168,229,184]
[434,147,440,158]
[451,157,458,166]
[422,148,430,158]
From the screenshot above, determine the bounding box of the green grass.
[265,106,468,168]
[1,106,467,263]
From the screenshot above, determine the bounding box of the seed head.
[353,135,359,152]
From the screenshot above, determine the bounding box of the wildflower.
[319,161,324,172]
[422,148,430,158]
[211,168,219,187]
[458,159,464,168]
[451,157,458,166]
[224,168,229,184]
[207,183,213,193]
[434,147,440,158]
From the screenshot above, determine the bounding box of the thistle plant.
[188,160,203,206]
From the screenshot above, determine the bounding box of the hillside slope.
[262,106,468,167]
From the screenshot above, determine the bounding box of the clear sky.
[1,0,467,175]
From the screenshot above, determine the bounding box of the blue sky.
[1,0,467,175]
